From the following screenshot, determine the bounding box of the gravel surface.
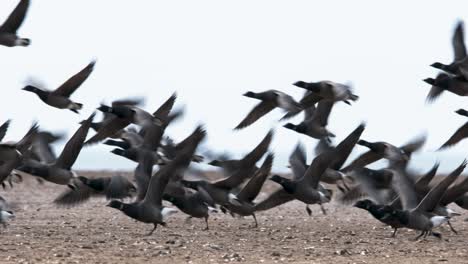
[1,174,468,264]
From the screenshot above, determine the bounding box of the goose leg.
[319,203,327,215]
[423,231,429,239]
[391,228,398,238]
[337,185,346,193]
[306,205,312,216]
[413,231,425,241]
[203,216,209,230]
[340,179,350,191]
[145,223,158,236]
[447,221,458,234]
[252,214,258,228]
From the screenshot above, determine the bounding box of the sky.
[0,0,467,173]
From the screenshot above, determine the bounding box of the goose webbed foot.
[306,205,312,217]
[431,231,442,239]
[447,220,458,234]
[145,223,158,236]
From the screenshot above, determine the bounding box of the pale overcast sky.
[0,0,467,172]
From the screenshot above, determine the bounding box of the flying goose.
[53,175,136,207]
[0,122,38,186]
[0,0,30,47]
[431,21,468,79]
[85,98,165,145]
[234,90,302,130]
[223,153,273,227]
[22,61,96,113]
[107,126,206,235]
[342,139,411,172]
[283,100,335,141]
[423,73,468,103]
[293,80,358,105]
[17,113,94,187]
[266,123,365,215]
[207,130,273,175]
[438,109,468,149]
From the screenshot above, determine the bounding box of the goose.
[391,161,467,240]
[423,73,468,103]
[53,175,137,207]
[283,100,335,141]
[265,123,365,215]
[0,0,30,47]
[107,126,206,235]
[293,80,358,105]
[22,61,96,113]
[431,21,468,79]
[234,90,302,130]
[85,98,164,145]
[0,122,38,186]
[223,153,273,227]
[438,109,468,149]
[17,113,94,187]
[207,130,273,175]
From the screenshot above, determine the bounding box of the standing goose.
[423,73,468,103]
[267,123,365,215]
[431,21,468,79]
[17,113,95,187]
[0,0,30,47]
[438,109,468,149]
[107,126,206,236]
[293,80,359,105]
[224,153,273,227]
[22,61,96,113]
[234,90,302,130]
[283,100,336,141]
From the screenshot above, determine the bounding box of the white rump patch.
[430,216,449,228]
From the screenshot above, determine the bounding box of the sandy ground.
[1,173,468,264]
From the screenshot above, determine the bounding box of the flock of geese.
[1,0,468,241]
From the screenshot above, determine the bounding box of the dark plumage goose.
[431,21,468,79]
[234,90,302,130]
[266,123,365,215]
[208,130,273,175]
[0,122,38,186]
[22,61,96,113]
[341,168,395,205]
[107,126,206,236]
[224,153,273,227]
[438,109,468,149]
[423,73,468,103]
[85,98,164,145]
[0,0,30,47]
[342,139,410,172]
[391,161,467,240]
[293,80,358,105]
[17,113,94,187]
[53,175,136,207]
[283,100,335,141]
[163,185,217,230]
